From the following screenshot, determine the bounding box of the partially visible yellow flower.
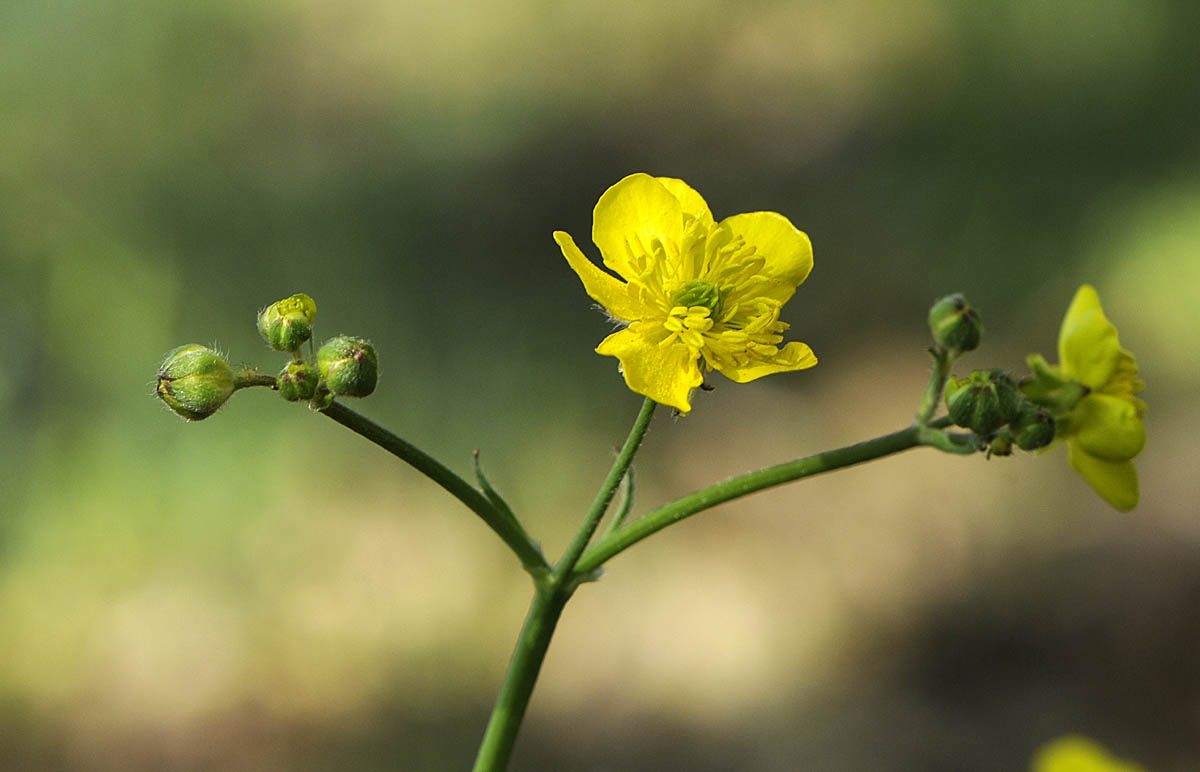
[1031,735,1147,772]
[1038,285,1146,510]
[555,173,816,412]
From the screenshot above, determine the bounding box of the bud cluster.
[925,293,1057,457]
[943,369,1056,455]
[156,293,380,421]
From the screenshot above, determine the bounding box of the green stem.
[233,370,278,389]
[915,347,954,426]
[555,397,656,581]
[470,398,658,772]
[471,586,569,772]
[319,401,549,575]
[916,426,979,455]
[573,419,955,577]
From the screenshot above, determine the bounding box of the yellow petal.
[1058,284,1123,389]
[1032,735,1147,772]
[717,341,818,383]
[1072,394,1146,461]
[654,177,714,225]
[554,231,648,322]
[592,173,683,279]
[1068,440,1140,511]
[596,325,702,412]
[719,212,813,304]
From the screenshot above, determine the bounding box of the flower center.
[672,279,723,320]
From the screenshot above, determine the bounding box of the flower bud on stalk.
[258,293,317,354]
[945,369,1020,436]
[1010,401,1057,451]
[928,293,982,353]
[278,361,319,402]
[156,344,236,421]
[317,336,379,397]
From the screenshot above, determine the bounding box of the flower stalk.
[555,397,657,582]
[233,369,279,389]
[472,397,657,772]
[915,346,955,427]
[574,416,955,577]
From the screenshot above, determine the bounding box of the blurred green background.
[3,0,1199,769]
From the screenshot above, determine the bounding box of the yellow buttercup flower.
[1035,285,1146,511]
[1031,735,1146,772]
[555,173,817,412]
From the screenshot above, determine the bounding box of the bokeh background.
[2,0,1199,769]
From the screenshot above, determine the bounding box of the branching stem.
[320,401,549,575]
[573,416,956,577]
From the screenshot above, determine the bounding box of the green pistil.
[673,280,724,319]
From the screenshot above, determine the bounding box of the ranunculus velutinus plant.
[155,175,1149,772]
[555,173,816,412]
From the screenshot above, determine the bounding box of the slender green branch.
[917,426,979,454]
[471,586,569,772]
[915,347,955,426]
[233,370,278,389]
[319,401,549,575]
[555,397,657,581]
[603,467,636,538]
[574,420,957,576]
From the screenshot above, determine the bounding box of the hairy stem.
[233,370,278,389]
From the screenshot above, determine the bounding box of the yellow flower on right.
[1031,735,1146,772]
[1047,285,1146,510]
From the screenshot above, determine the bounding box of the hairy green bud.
[928,293,982,353]
[156,344,236,421]
[945,369,1020,435]
[258,293,317,354]
[278,361,319,402]
[1010,401,1057,451]
[317,336,378,397]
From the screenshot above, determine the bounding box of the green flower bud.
[278,361,319,402]
[945,369,1020,435]
[988,434,1013,457]
[156,344,236,421]
[928,293,982,353]
[257,293,317,353]
[317,336,378,397]
[1010,401,1057,451]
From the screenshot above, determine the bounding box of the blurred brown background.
[2,0,1199,769]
